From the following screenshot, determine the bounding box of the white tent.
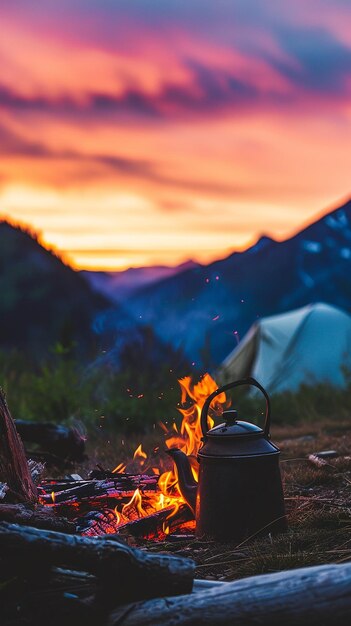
[218,303,351,393]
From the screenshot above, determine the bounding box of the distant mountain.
[0,221,111,356]
[123,199,351,368]
[0,221,189,373]
[82,260,200,302]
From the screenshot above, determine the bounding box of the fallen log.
[12,594,99,626]
[15,420,86,462]
[0,563,99,626]
[108,562,351,626]
[0,522,195,605]
[0,390,37,503]
[0,503,75,532]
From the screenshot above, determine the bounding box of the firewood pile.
[2,390,351,625]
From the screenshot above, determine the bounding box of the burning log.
[15,420,86,463]
[76,508,119,535]
[0,390,37,503]
[76,503,194,539]
[38,474,158,506]
[108,562,351,626]
[116,503,194,540]
[0,522,195,605]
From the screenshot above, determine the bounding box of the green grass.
[2,345,351,437]
[0,345,182,434]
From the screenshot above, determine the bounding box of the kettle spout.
[166,448,198,515]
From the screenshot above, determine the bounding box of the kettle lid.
[207,409,263,437]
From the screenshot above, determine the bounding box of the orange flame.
[112,373,228,536]
[112,462,126,474]
[114,507,120,523]
[122,488,146,518]
[133,444,147,461]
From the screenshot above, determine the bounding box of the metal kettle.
[168,377,287,542]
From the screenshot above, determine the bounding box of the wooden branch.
[0,522,195,605]
[0,390,37,503]
[108,562,351,626]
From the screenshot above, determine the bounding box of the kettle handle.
[200,377,271,438]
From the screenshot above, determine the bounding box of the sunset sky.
[0,1,350,269]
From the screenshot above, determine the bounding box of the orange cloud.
[0,3,350,269]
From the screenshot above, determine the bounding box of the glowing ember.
[113,373,228,534]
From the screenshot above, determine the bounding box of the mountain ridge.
[82,259,200,301]
[0,219,111,356]
[123,198,351,368]
[2,197,351,369]
[0,219,190,374]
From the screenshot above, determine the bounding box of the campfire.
[2,376,351,626]
[36,374,228,540]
